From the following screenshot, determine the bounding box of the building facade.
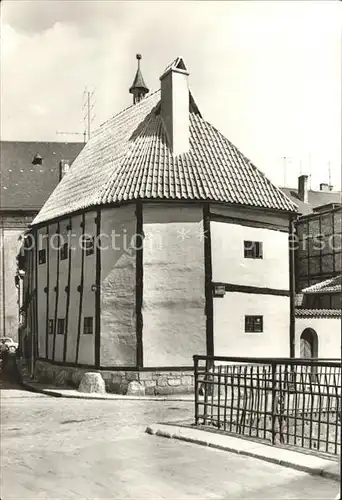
[0,141,84,339]
[281,175,341,291]
[295,276,341,359]
[20,57,298,393]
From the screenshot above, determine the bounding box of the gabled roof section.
[162,57,188,76]
[302,276,342,295]
[280,187,341,216]
[0,141,84,211]
[32,90,297,226]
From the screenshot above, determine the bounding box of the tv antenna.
[56,130,86,143]
[83,88,96,142]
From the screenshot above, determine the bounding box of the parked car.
[0,337,18,354]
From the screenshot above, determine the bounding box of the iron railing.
[194,355,341,455]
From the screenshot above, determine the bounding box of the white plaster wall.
[37,227,48,358]
[295,317,341,359]
[143,203,206,367]
[66,215,82,363]
[78,211,96,366]
[47,223,58,360]
[214,292,290,357]
[54,219,69,362]
[211,220,289,290]
[100,205,136,366]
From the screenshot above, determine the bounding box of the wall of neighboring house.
[0,213,35,340]
[210,205,291,357]
[296,208,342,291]
[295,316,341,359]
[142,203,206,367]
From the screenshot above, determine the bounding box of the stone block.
[125,371,139,382]
[126,381,145,396]
[156,376,168,386]
[154,385,193,395]
[78,372,106,394]
[181,376,193,386]
[142,380,156,388]
[168,378,181,386]
[145,386,156,396]
[139,372,153,381]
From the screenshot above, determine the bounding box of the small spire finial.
[129,54,149,104]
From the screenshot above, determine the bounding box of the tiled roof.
[32,90,297,225]
[0,141,84,211]
[295,308,341,318]
[302,276,342,295]
[280,187,341,216]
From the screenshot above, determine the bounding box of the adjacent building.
[0,141,84,339]
[281,175,341,291]
[295,275,341,359]
[19,57,298,393]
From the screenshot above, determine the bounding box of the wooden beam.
[136,201,144,368]
[204,204,214,356]
[213,282,290,297]
[75,215,85,364]
[63,218,72,363]
[95,210,101,368]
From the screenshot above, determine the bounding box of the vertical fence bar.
[271,362,277,445]
[194,355,199,425]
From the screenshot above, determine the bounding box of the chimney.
[160,57,189,156]
[320,183,330,192]
[298,174,309,203]
[59,160,70,181]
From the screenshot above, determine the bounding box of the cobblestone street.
[0,380,339,500]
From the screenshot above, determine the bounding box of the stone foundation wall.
[33,360,194,395]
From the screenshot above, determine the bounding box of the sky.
[1,0,341,190]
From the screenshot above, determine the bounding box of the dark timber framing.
[213,282,290,297]
[75,214,85,364]
[136,201,144,368]
[45,225,50,359]
[52,222,60,361]
[95,210,101,368]
[204,204,214,356]
[289,217,296,358]
[34,229,38,363]
[63,218,72,363]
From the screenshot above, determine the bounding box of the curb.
[145,424,340,483]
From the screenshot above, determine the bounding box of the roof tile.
[32,90,297,225]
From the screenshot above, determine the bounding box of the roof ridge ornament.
[129,54,149,105]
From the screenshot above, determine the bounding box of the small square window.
[48,319,54,334]
[244,241,263,259]
[84,236,94,256]
[83,317,93,335]
[39,249,46,265]
[245,315,263,333]
[57,318,65,335]
[60,243,68,260]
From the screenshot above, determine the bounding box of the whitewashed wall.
[142,203,206,367]
[100,205,136,367]
[295,317,341,359]
[214,292,290,357]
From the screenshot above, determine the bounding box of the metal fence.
[194,355,341,455]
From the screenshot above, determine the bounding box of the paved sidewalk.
[146,423,340,482]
